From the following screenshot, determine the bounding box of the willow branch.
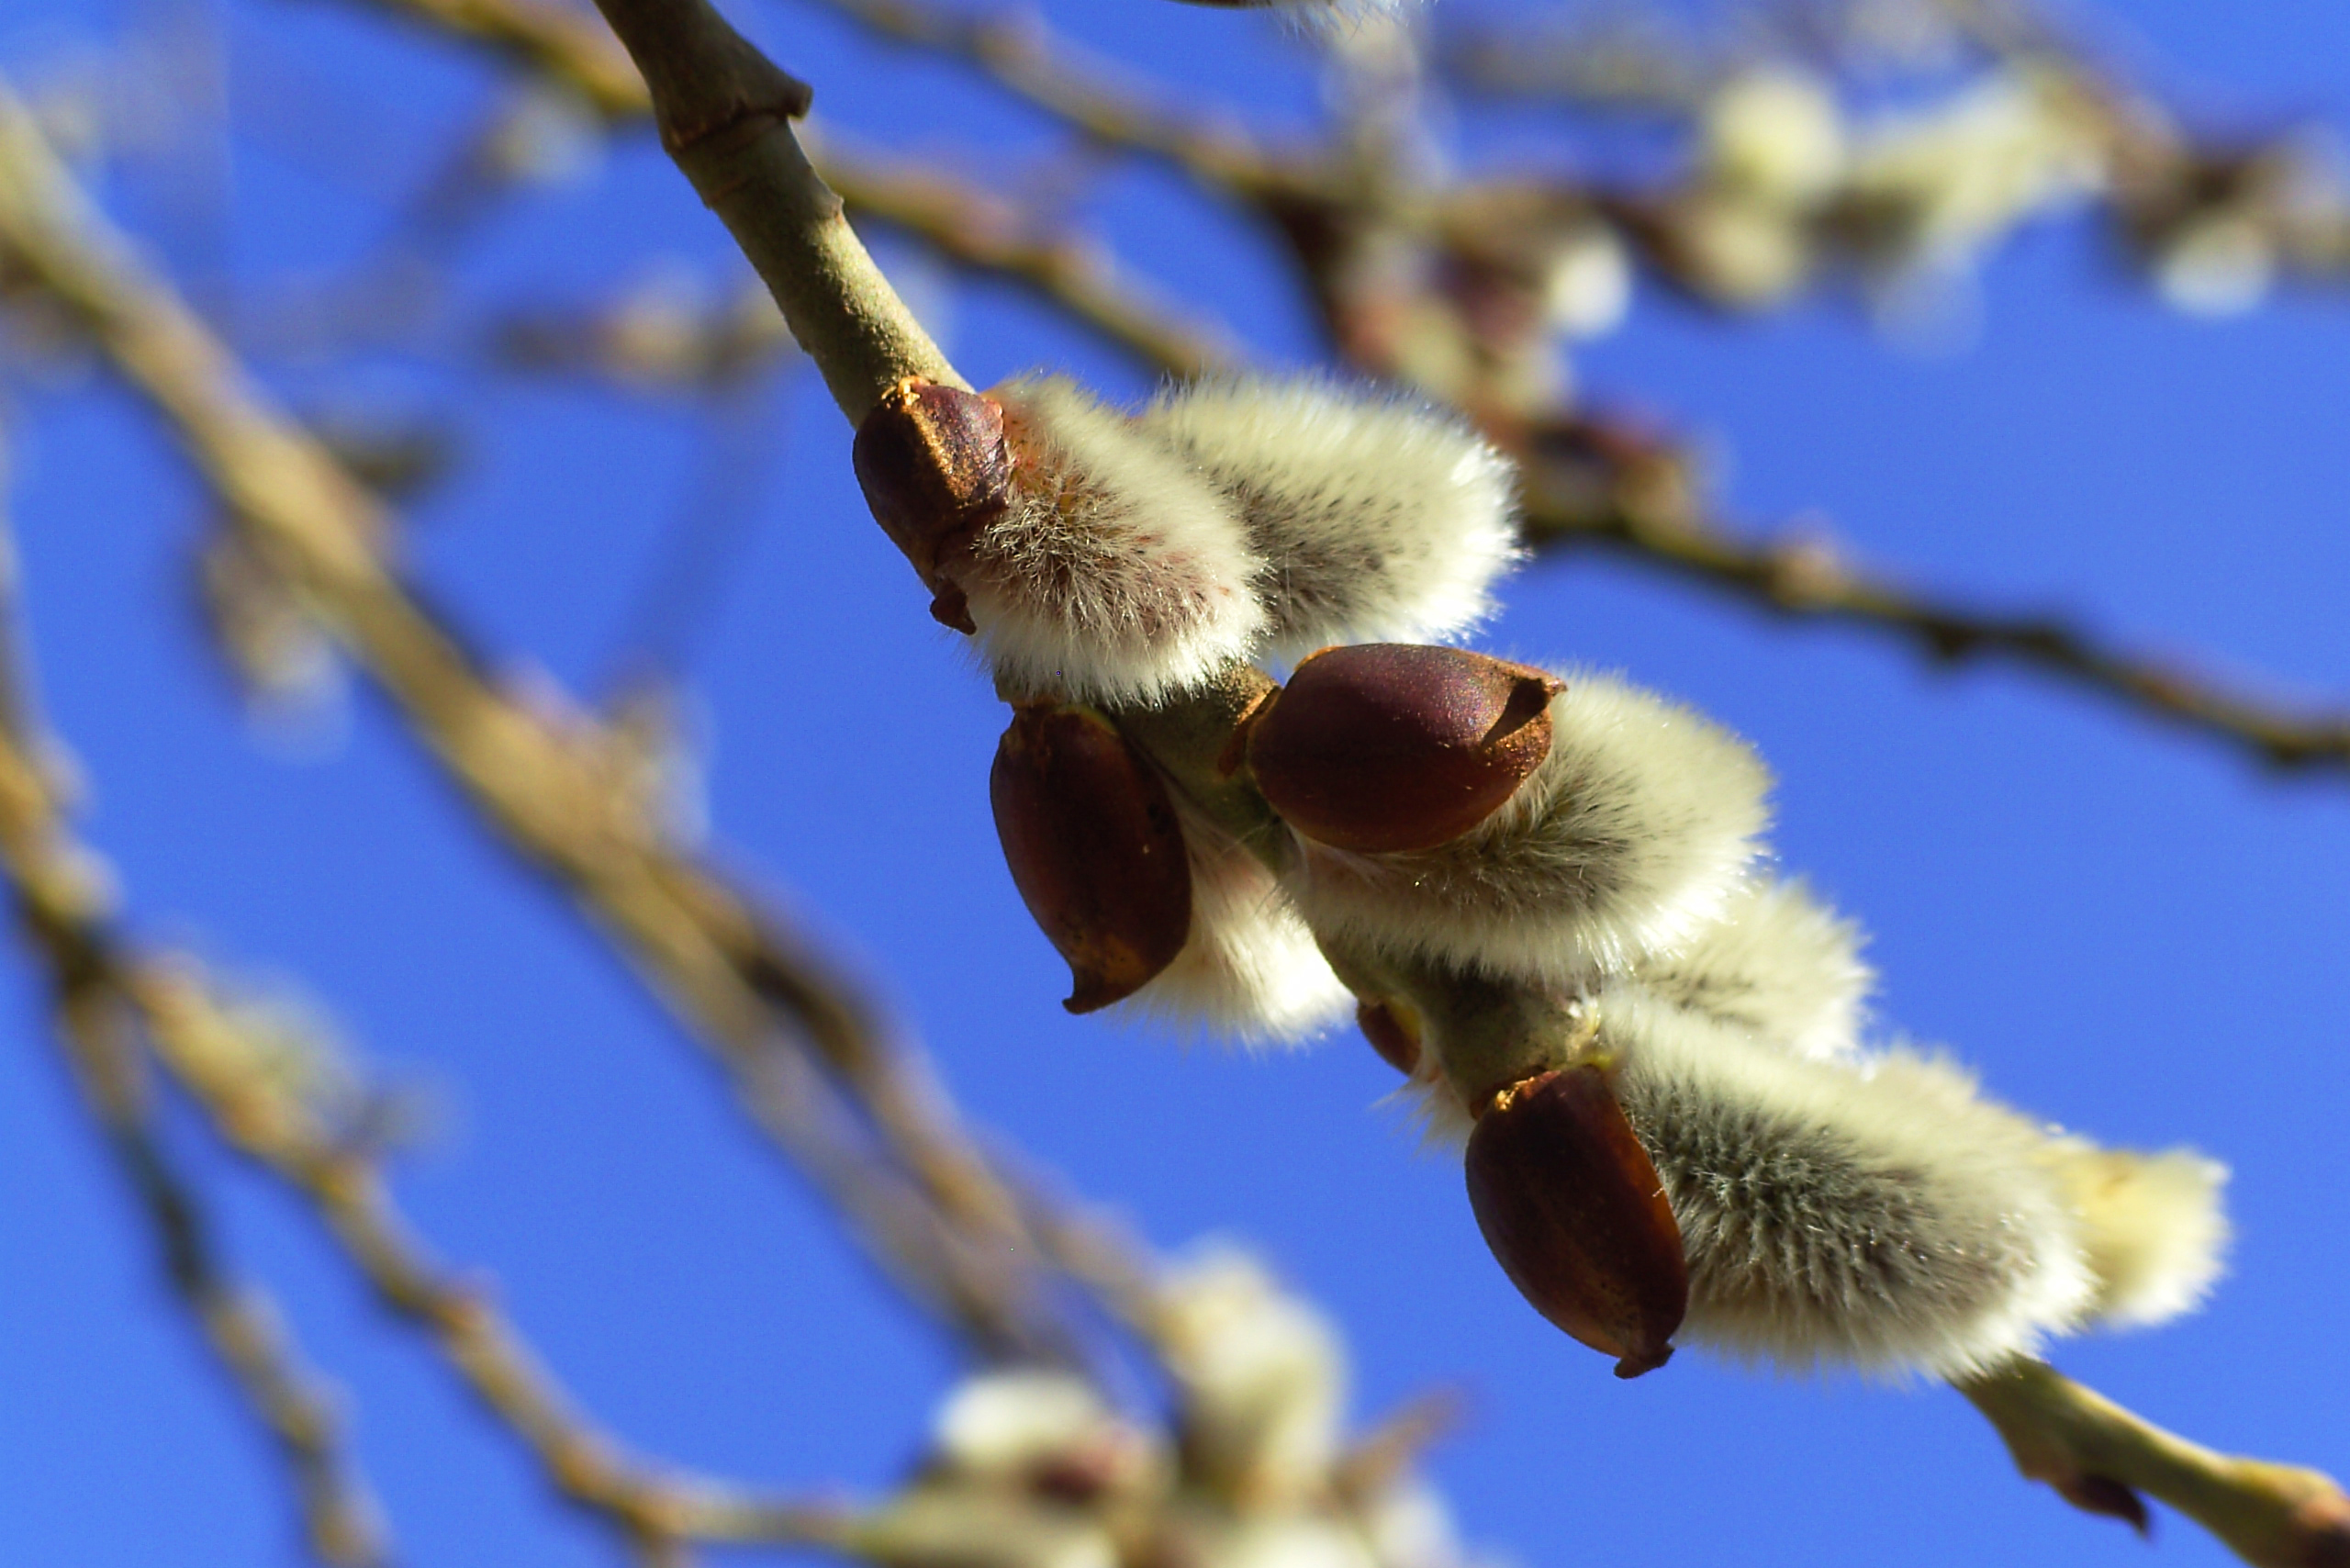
[815,133,1237,380]
[129,962,860,1558]
[593,0,957,419]
[0,507,385,1568]
[1959,1360,2350,1567]
[341,0,654,120]
[0,80,1104,1361]
[789,0,1285,197]
[0,681,854,1562]
[1520,467,2350,772]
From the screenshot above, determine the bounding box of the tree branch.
[1514,421,2350,772]
[791,0,1288,196]
[1960,1360,2350,1567]
[0,445,858,1562]
[813,130,1237,380]
[132,959,861,1559]
[0,473,386,1568]
[594,0,957,419]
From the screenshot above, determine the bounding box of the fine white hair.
[1632,876,1872,1060]
[1118,798,1355,1047]
[1136,376,1521,662]
[2048,1140,2230,1329]
[1596,990,2098,1379]
[1281,670,1771,988]
[968,375,1266,705]
[1386,1063,1475,1151]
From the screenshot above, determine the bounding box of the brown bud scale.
[1464,1065,1688,1378]
[1248,644,1563,854]
[990,703,1192,1014]
[854,377,1013,632]
[1356,999,1422,1077]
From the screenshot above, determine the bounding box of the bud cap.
[1464,1064,1688,1378]
[1248,644,1562,855]
[990,704,1193,1013]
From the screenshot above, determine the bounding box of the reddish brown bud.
[854,377,1013,632]
[2054,1475,2151,1537]
[990,703,1193,1014]
[1246,644,1563,854]
[1357,1000,1422,1077]
[1464,1065,1687,1378]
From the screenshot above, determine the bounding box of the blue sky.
[4,2,2348,1565]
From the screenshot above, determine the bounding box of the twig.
[0,438,858,1560]
[0,705,854,1565]
[815,131,1237,379]
[340,0,652,120]
[130,960,860,1558]
[596,0,956,418]
[1960,1360,2350,1566]
[551,12,2350,1556]
[788,0,1286,196]
[1516,448,2350,772]
[0,481,387,1568]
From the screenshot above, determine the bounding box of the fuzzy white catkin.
[969,375,1266,704]
[1161,1249,1346,1507]
[1282,670,1770,988]
[931,1369,1113,1481]
[2049,1141,2230,1327]
[1632,876,1872,1060]
[1118,798,1355,1046]
[1391,877,1866,1148]
[1702,69,1848,208]
[1595,990,2098,1378]
[1845,69,2106,270]
[1135,377,1521,662]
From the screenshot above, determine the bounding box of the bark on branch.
[1961,1361,2350,1567]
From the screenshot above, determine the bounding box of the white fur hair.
[1136,375,1521,662]
[1118,798,1355,1047]
[1281,670,1771,988]
[1387,1060,1475,1151]
[2047,1141,2230,1328]
[1632,876,1872,1061]
[970,375,1266,704]
[1596,989,2098,1379]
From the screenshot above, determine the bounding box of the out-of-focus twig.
[341,0,651,120]
[790,0,1287,196]
[0,474,386,1568]
[816,132,1237,379]
[132,960,862,1561]
[0,564,859,1566]
[0,79,1151,1363]
[341,0,1233,381]
[1515,430,2350,771]
[1960,1360,2350,1566]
